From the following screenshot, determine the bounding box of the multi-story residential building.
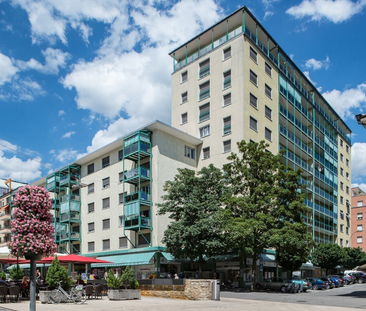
[169,6,352,247]
[351,187,366,251]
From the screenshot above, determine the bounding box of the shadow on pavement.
[337,291,366,298]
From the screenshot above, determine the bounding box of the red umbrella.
[0,258,29,264]
[40,254,112,264]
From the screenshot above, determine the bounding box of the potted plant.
[8,265,24,281]
[107,267,141,300]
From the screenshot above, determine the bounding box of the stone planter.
[39,291,52,304]
[108,289,141,300]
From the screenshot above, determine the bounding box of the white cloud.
[16,48,70,74]
[303,71,316,85]
[305,56,330,70]
[61,131,75,139]
[322,83,366,119]
[286,0,366,23]
[352,183,366,193]
[0,53,18,85]
[351,142,366,180]
[54,148,79,163]
[11,78,44,101]
[58,110,65,116]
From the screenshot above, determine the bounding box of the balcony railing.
[124,191,151,204]
[124,167,150,181]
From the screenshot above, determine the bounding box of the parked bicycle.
[48,281,86,304]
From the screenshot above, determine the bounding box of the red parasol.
[40,254,112,264]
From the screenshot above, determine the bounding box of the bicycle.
[48,281,87,304]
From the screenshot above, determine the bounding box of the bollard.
[212,280,220,301]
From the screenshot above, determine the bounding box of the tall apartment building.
[169,6,352,246]
[351,187,366,250]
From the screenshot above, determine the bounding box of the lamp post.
[355,114,366,130]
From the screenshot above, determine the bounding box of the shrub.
[46,256,71,290]
[0,271,6,281]
[106,270,122,289]
[9,265,24,280]
[121,266,139,289]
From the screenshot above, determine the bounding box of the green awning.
[7,263,51,270]
[161,252,175,261]
[91,252,155,268]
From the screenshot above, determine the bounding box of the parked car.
[304,277,328,290]
[290,277,311,292]
[329,275,346,287]
[336,274,354,285]
[255,277,291,292]
[327,276,341,288]
[348,272,366,283]
[320,277,334,289]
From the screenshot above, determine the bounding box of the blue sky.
[0,0,366,190]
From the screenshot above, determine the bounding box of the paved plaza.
[0,296,360,311]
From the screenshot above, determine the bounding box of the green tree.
[9,265,24,280]
[311,243,348,274]
[121,266,139,289]
[158,164,227,275]
[106,270,122,289]
[222,140,312,282]
[46,256,71,290]
[343,247,366,270]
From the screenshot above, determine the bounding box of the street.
[222,282,366,309]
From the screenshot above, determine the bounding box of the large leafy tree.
[157,164,227,274]
[222,140,312,281]
[343,247,366,270]
[311,243,348,274]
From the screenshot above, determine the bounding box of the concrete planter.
[39,290,52,304]
[108,289,141,300]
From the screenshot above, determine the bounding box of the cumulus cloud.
[305,56,330,70]
[351,142,366,181]
[0,53,18,85]
[54,148,79,163]
[61,131,75,139]
[58,110,65,116]
[322,83,366,119]
[352,183,366,193]
[286,0,366,23]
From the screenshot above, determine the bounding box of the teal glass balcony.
[60,231,80,241]
[124,191,151,204]
[60,212,80,223]
[46,175,60,191]
[59,174,80,186]
[124,167,151,185]
[123,201,152,230]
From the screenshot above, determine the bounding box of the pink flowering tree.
[8,185,57,258]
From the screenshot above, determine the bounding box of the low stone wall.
[141,279,215,301]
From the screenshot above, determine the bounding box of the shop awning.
[91,252,155,268]
[7,263,51,270]
[161,252,175,261]
[261,254,276,262]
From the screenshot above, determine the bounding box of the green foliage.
[222,140,313,279]
[158,164,227,271]
[0,271,6,281]
[343,247,366,269]
[46,256,71,290]
[121,266,139,289]
[106,270,122,289]
[311,243,348,273]
[9,265,24,280]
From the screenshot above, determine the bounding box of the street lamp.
[355,114,366,130]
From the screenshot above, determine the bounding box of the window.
[223,93,231,106]
[358,212,363,220]
[358,201,363,207]
[88,183,94,194]
[346,145,349,153]
[119,193,125,204]
[250,70,257,85]
[103,239,110,250]
[340,238,343,247]
[358,225,363,231]
[102,197,110,209]
[199,59,210,78]
[346,159,349,167]
[357,236,363,244]
[340,182,344,191]
[346,240,349,247]
[102,156,110,168]
[223,70,231,89]
[199,125,210,138]
[181,71,187,83]
[265,84,272,98]
[199,81,210,101]
[181,112,188,124]
[340,224,344,232]
[223,46,231,60]
[265,62,272,76]
[88,222,95,233]
[223,116,231,135]
[118,150,123,161]
[249,47,257,62]
[199,103,210,122]
[340,168,344,176]
[119,237,128,249]
[250,116,257,131]
[119,172,124,183]
[88,242,95,252]
[202,147,210,159]
[119,216,123,227]
[340,196,344,204]
[340,153,344,162]
[346,186,349,194]
[87,163,94,175]
[265,127,272,141]
[138,233,151,246]
[102,177,110,189]
[88,203,94,213]
[346,227,349,234]
[223,140,231,153]
[250,93,257,109]
[184,146,195,159]
[181,91,188,103]
[265,106,272,120]
[346,172,349,180]
[102,219,110,230]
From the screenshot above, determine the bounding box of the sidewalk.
[0,296,359,311]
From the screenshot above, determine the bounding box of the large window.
[199,125,210,138]
[358,201,363,207]
[199,103,210,122]
[357,236,363,244]
[181,112,188,124]
[223,116,231,135]
[102,177,110,189]
[181,91,188,103]
[102,219,110,230]
[103,239,110,250]
[358,225,363,231]
[102,156,110,168]
[265,84,272,98]
[223,46,231,60]
[250,70,257,85]
[265,106,272,120]
[88,202,94,213]
[249,47,257,62]
[88,242,95,252]
[250,116,257,131]
[199,81,210,101]
[102,197,110,209]
[223,70,231,89]
[199,59,210,78]
[250,93,257,109]
[181,71,188,83]
[119,193,125,204]
[119,172,124,183]
[88,183,94,194]
[87,163,94,175]
[119,237,128,249]
[223,93,231,107]
[358,212,363,220]
[265,62,272,77]
[88,222,95,233]
[265,127,272,141]
[223,140,231,153]
[202,147,210,159]
[184,146,195,159]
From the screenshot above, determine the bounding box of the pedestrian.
[195,271,199,279]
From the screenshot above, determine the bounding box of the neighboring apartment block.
[351,187,366,251]
[169,6,352,246]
